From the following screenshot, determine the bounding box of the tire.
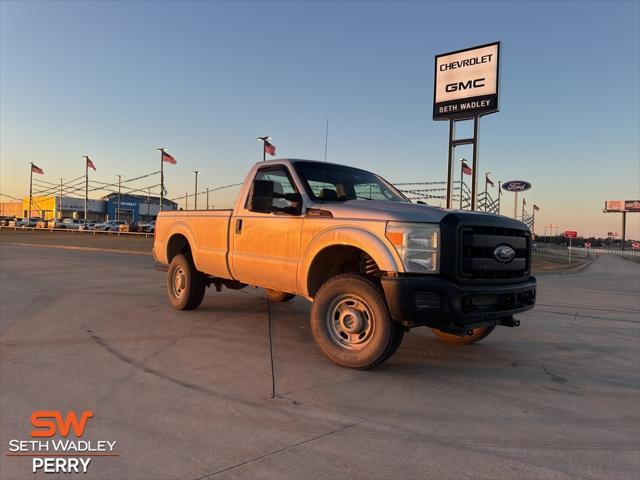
[310,273,403,369]
[167,254,206,311]
[266,289,295,302]
[431,326,495,345]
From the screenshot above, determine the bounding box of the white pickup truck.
[154,159,536,369]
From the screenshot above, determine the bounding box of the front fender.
[297,225,402,297]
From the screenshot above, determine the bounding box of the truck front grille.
[460,226,530,281]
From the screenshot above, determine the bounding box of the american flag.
[162,151,177,164]
[31,164,44,175]
[462,161,472,175]
[486,175,494,187]
[264,140,276,156]
[86,157,96,171]
[533,204,540,211]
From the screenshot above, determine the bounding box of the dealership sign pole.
[501,180,532,219]
[433,42,500,210]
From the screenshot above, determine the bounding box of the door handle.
[235,218,243,234]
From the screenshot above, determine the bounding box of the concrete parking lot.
[1,245,638,479]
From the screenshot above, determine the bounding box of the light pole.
[193,171,199,210]
[206,187,210,210]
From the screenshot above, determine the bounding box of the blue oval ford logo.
[501,180,532,192]
[493,245,516,263]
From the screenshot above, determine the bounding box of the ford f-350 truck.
[153,159,536,369]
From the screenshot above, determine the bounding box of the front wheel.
[431,326,494,345]
[310,274,403,369]
[167,254,206,311]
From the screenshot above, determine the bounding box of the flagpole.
[521,196,525,221]
[257,136,270,162]
[483,172,489,212]
[84,156,88,223]
[59,178,63,220]
[532,208,536,235]
[158,148,165,212]
[497,181,502,215]
[459,162,463,210]
[28,163,33,223]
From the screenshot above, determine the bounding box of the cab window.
[245,166,302,215]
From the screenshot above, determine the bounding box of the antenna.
[324,118,329,163]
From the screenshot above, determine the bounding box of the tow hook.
[499,317,520,328]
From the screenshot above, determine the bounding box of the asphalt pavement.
[1,245,638,480]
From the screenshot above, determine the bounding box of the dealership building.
[8,194,177,221]
[102,193,178,222]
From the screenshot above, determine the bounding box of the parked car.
[45,219,66,228]
[95,220,126,231]
[139,220,156,233]
[18,217,40,227]
[119,222,139,233]
[78,222,96,231]
[154,159,536,369]
[59,218,83,229]
[0,216,15,226]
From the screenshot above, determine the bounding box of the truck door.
[230,165,304,293]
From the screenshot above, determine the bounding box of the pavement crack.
[194,419,367,479]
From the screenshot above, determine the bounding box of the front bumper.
[381,275,536,330]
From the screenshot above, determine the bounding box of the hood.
[316,200,452,222]
[315,200,511,224]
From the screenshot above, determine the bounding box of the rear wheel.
[310,274,403,369]
[266,289,295,302]
[167,254,206,310]
[431,326,494,345]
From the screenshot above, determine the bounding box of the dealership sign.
[604,200,640,212]
[501,180,532,192]
[433,42,500,119]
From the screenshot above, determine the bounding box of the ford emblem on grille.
[493,245,516,263]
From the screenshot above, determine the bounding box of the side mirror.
[248,180,275,213]
[283,192,302,204]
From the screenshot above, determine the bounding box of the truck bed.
[154,209,233,279]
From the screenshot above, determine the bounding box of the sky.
[1,0,639,238]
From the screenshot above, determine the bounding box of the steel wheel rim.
[326,294,375,350]
[172,266,186,298]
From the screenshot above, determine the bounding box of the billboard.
[565,231,577,238]
[604,200,640,212]
[433,42,500,120]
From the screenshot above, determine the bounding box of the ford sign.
[501,180,532,192]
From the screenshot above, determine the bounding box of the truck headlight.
[385,222,440,273]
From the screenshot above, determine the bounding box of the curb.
[534,255,597,276]
[1,242,152,256]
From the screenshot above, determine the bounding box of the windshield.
[293,161,408,203]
